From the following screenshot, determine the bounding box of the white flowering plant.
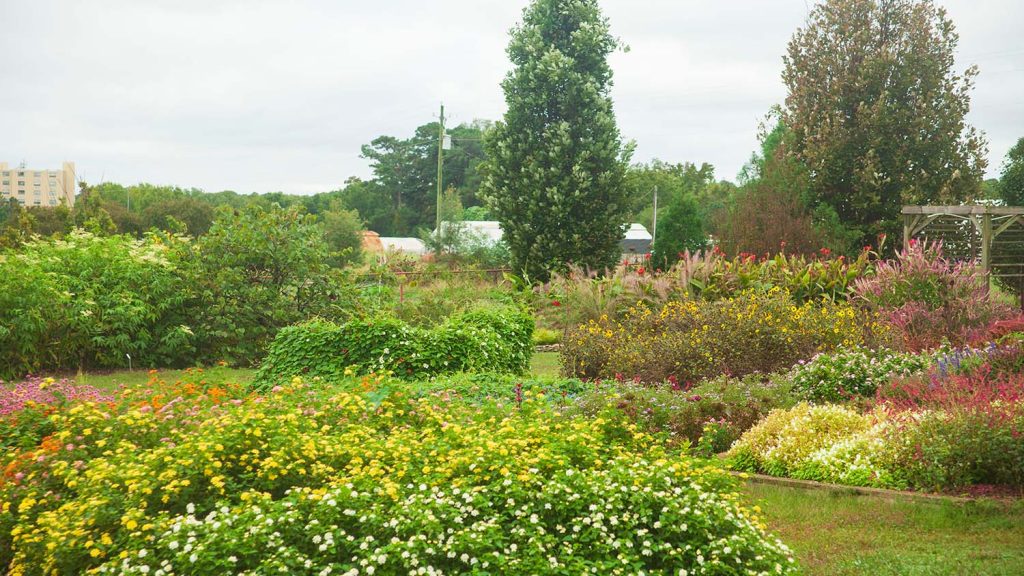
[786,347,930,402]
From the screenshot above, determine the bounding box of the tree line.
[2,0,1024,279]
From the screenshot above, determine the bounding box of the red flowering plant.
[875,361,1024,489]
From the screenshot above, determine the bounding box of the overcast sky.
[1,0,1021,194]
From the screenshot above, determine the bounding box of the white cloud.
[0,0,1020,193]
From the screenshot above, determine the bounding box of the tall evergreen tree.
[482,0,632,280]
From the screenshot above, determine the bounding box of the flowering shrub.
[788,420,905,489]
[572,374,797,447]
[0,377,115,451]
[726,403,877,479]
[729,365,1024,491]
[539,249,872,331]
[0,377,114,418]
[786,347,931,402]
[0,373,797,575]
[875,364,1024,489]
[853,241,1014,351]
[253,306,534,388]
[563,289,874,383]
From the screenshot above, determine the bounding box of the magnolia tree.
[783,0,987,249]
[483,0,633,281]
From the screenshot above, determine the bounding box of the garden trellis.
[902,205,1024,306]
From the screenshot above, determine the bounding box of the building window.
[17,180,25,186]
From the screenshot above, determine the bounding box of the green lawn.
[530,350,561,377]
[743,482,1024,575]
[64,352,559,391]
[73,366,256,390]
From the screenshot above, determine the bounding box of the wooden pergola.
[902,205,1024,303]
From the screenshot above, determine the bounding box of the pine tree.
[482,0,632,281]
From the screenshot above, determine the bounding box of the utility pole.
[436,103,446,234]
[651,185,658,245]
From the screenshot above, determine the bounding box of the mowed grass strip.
[743,482,1024,576]
[67,352,560,392]
[530,350,561,377]
[72,366,257,391]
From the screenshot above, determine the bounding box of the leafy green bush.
[0,205,360,378]
[889,408,1024,490]
[189,204,356,365]
[531,327,561,345]
[786,347,931,402]
[404,373,588,404]
[253,306,534,388]
[563,289,876,384]
[0,231,195,378]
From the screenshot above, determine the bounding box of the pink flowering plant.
[853,240,1015,351]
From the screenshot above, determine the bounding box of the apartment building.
[0,161,76,207]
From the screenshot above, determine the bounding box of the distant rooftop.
[436,220,505,244]
[378,237,427,255]
[624,223,652,241]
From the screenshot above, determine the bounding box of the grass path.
[66,350,561,391]
[743,482,1024,575]
[529,350,560,377]
[73,366,256,390]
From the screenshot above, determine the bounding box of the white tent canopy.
[378,237,428,255]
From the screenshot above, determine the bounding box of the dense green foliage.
[650,192,705,268]
[253,306,534,388]
[321,203,364,267]
[359,121,489,236]
[0,205,356,378]
[483,0,632,280]
[1001,136,1024,206]
[188,205,354,365]
[783,0,987,249]
[0,231,193,379]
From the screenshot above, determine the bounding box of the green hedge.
[252,306,534,388]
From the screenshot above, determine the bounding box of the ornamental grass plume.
[853,240,1015,351]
